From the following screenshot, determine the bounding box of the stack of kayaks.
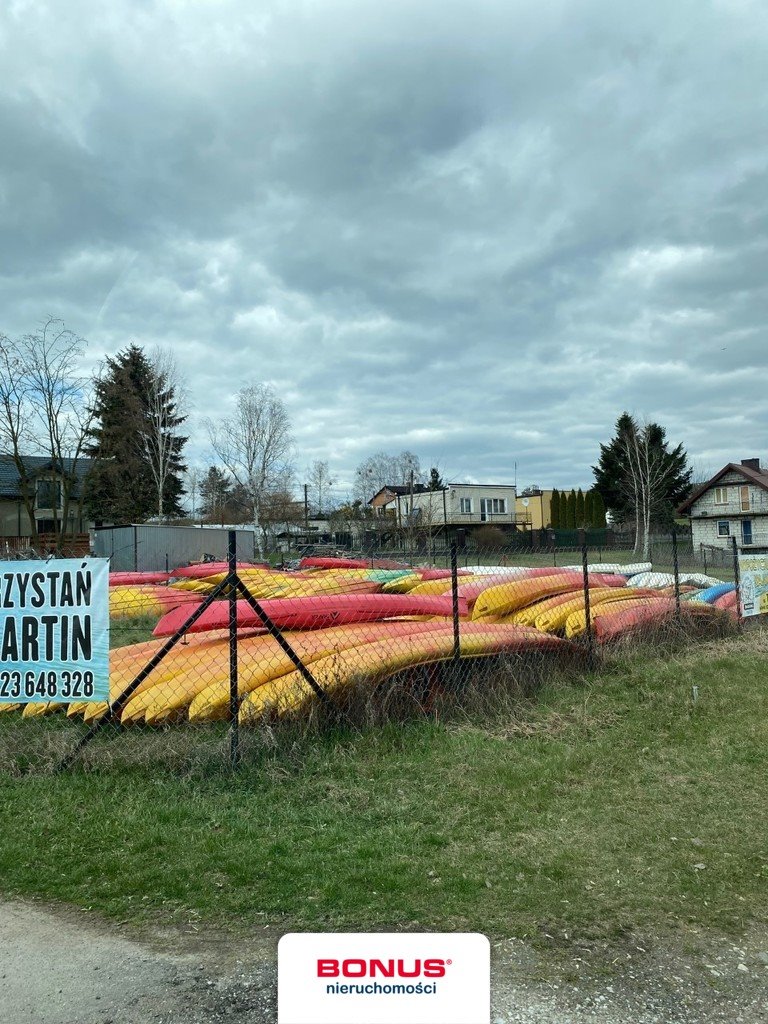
[2,556,734,728]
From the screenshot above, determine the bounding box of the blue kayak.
[688,582,736,604]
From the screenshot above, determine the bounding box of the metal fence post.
[450,542,461,667]
[732,536,743,628]
[672,526,681,620]
[581,543,595,666]
[228,530,240,770]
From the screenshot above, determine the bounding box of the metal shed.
[93,524,258,571]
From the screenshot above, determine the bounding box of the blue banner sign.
[738,552,768,617]
[0,559,109,703]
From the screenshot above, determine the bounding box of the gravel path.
[1,900,765,1023]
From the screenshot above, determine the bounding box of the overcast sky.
[2,0,766,498]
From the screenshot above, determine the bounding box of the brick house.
[677,458,768,551]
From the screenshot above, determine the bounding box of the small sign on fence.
[738,551,768,617]
[0,558,109,703]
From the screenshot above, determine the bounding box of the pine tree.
[592,413,638,526]
[592,490,606,528]
[427,467,445,491]
[584,489,594,529]
[559,489,568,528]
[565,490,577,529]
[84,345,187,523]
[550,488,560,528]
[575,488,585,528]
[199,466,233,523]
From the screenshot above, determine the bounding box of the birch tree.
[594,414,690,558]
[620,421,690,559]
[140,347,188,520]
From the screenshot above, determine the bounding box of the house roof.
[445,482,516,489]
[677,462,768,515]
[368,484,430,504]
[0,455,91,499]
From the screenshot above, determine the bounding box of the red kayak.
[299,557,367,569]
[415,568,474,580]
[153,592,469,638]
[593,599,676,641]
[713,590,739,618]
[171,561,269,578]
[590,574,630,587]
[109,571,170,587]
[514,567,625,586]
[299,556,412,570]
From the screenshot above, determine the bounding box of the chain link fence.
[0,530,757,776]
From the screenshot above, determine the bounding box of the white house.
[377,482,522,530]
[678,458,768,551]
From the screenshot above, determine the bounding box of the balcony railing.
[396,510,532,527]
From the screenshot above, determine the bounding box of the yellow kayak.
[239,625,569,723]
[471,574,584,620]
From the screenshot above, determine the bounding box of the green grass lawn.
[1,630,765,941]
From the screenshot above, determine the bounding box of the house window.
[713,487,728,505]
[479,498,506,520]
[36,479,61,509]
[482,498,506,514]
[740,485,750,512]
[717,521,730,537]
[459,498,472,514]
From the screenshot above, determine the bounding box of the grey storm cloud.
[1,0,766,493]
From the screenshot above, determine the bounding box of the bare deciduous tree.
[307,459,334,515]
[620,421,689,559]
[0,341,34,534]
[206,383,294,556]
[0,318,94,546]
[184,465,202,521]
[353,450,423,502]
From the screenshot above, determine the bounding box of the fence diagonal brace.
[56,574,236,771]
[234,578,330,705]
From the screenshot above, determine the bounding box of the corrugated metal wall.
[93,525,257,571]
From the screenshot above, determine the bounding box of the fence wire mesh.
[0,531,757,776]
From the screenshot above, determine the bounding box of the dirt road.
[1,900,765,1023]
